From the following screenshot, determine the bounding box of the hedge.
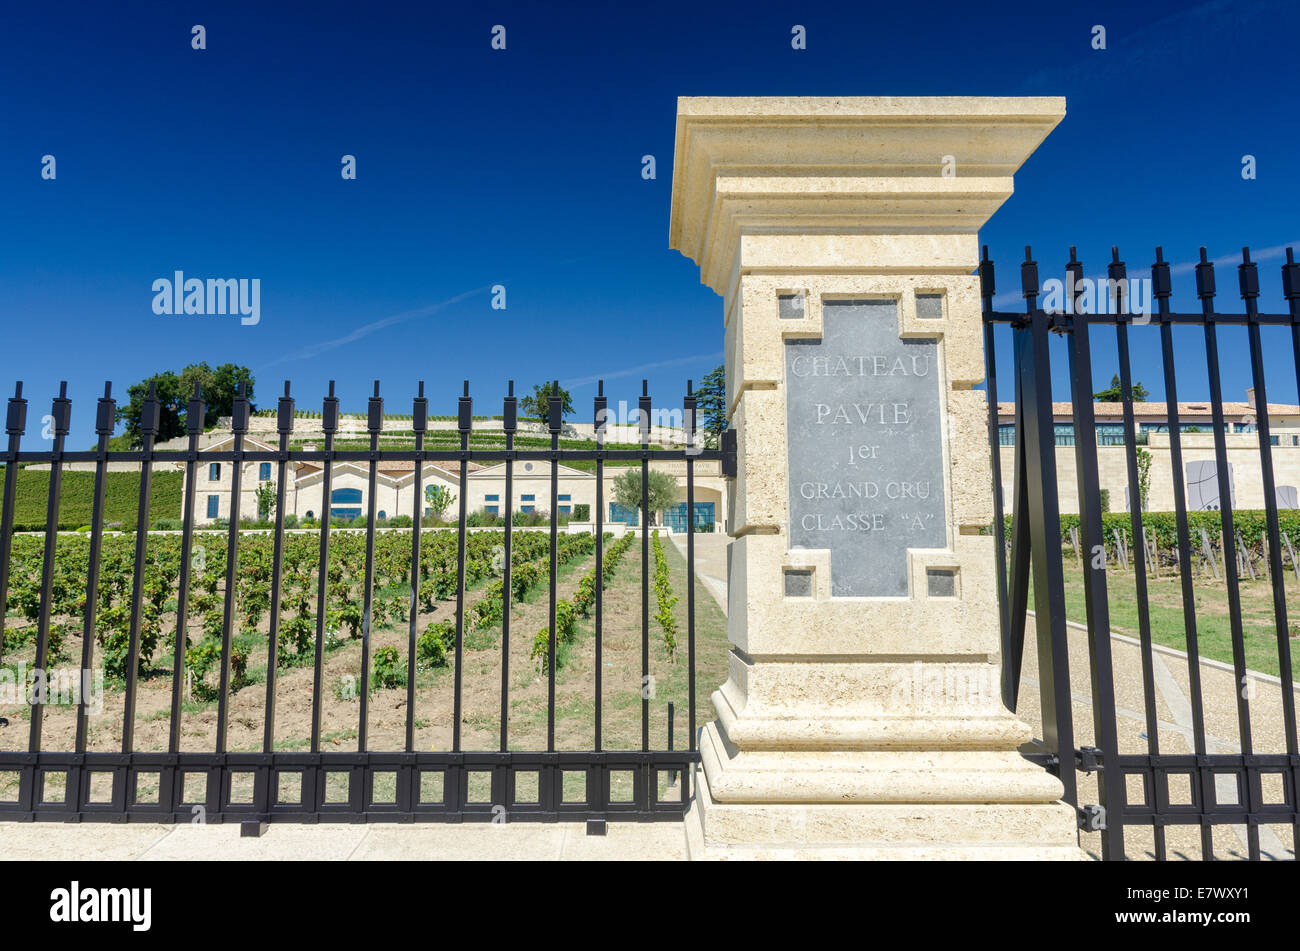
[1002,509,1300,565]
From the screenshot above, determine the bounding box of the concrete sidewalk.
[670,532,729,615]
[1,820,689,861]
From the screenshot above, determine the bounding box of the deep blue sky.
[2,0,1297,440]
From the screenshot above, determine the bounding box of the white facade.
[181,436,727,529]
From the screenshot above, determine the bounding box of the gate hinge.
[1075,747,1104,773]
[1021,750,1060,775]
[720,428,737,479]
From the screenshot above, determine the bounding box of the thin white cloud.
[564,352,723,389]
[260,285,492,369]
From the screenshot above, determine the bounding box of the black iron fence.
[984,244,1300,860]
[0,376,729,834]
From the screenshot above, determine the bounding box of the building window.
[484,494,499,502]
[521,506,535,513]
[378,510,386,520]
[609,502,638,526]
[558,494,571,502]
[259,462,271,481]
[998,424,1015,446]
[1053,423,1075,446]
[559,506,571,514]
[521,494,534,502]
[1095,423,1126,446]
[206,495,219,519]
[486,506,499,515]
[666,502,716,533]
[209,463,221,481]
[330,487,363,520]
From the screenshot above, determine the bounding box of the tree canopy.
[1094,374,1148,402]
[115,363,255,447]
[694,364,727,447]
[520,381,574,421]
[611,469,680,525]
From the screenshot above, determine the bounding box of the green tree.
[520,381,574,421]
[254,479,277,521]
[611,469,680,526]
[694,364,727,448]
[1094,373,1148,402]
[1136,447,1152,512]
[116,362,255,447]
[425,484,456,520]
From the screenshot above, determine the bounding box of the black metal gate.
[984,244,1300,860]
[0,376,729,834]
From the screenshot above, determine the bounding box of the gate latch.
[721,428,738,478]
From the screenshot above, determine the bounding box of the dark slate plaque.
[785,300,946,596]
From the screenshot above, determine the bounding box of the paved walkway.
[669,532,729,615]
[1016,613,1298,861]
[1,819,688,861]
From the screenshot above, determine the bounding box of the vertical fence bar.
[120,383,158,755]
[991,249,1032,713]
[684,381,697,751]
[29,383,70,757]
[1016,249,1079,811]
[500,382,515,753]
[593,382,606,752]
[406,382,427,754]
[1285,247,1300,853]
[1111,248,1165,860]
[214,383,248,754]
[75,385,115,765]
[1062,249,1125,859]
[1197,249,1260,860]
[357,381,383,750]
[639,382,652,753]
[980,248,1012,663]
[262,383,295,757]
[0,384,25,670]
[1153,248,1213,858]
[310,382,339,753]
[168,385,205,755]
[546,382,561,752]
[1241,250,1299,801]
[1004,343,1033,713]
[452,381,471,753]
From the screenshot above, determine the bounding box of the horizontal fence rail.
[0,377,730,832]
[984,244,1300,861]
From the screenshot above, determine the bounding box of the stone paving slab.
[1,820,689,861]
[0,823,176,861]
[1016,612,1299,861]
[670,533,729,616]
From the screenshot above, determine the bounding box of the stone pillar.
[669,97,1082,859]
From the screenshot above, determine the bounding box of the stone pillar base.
[686,724,1085,860]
